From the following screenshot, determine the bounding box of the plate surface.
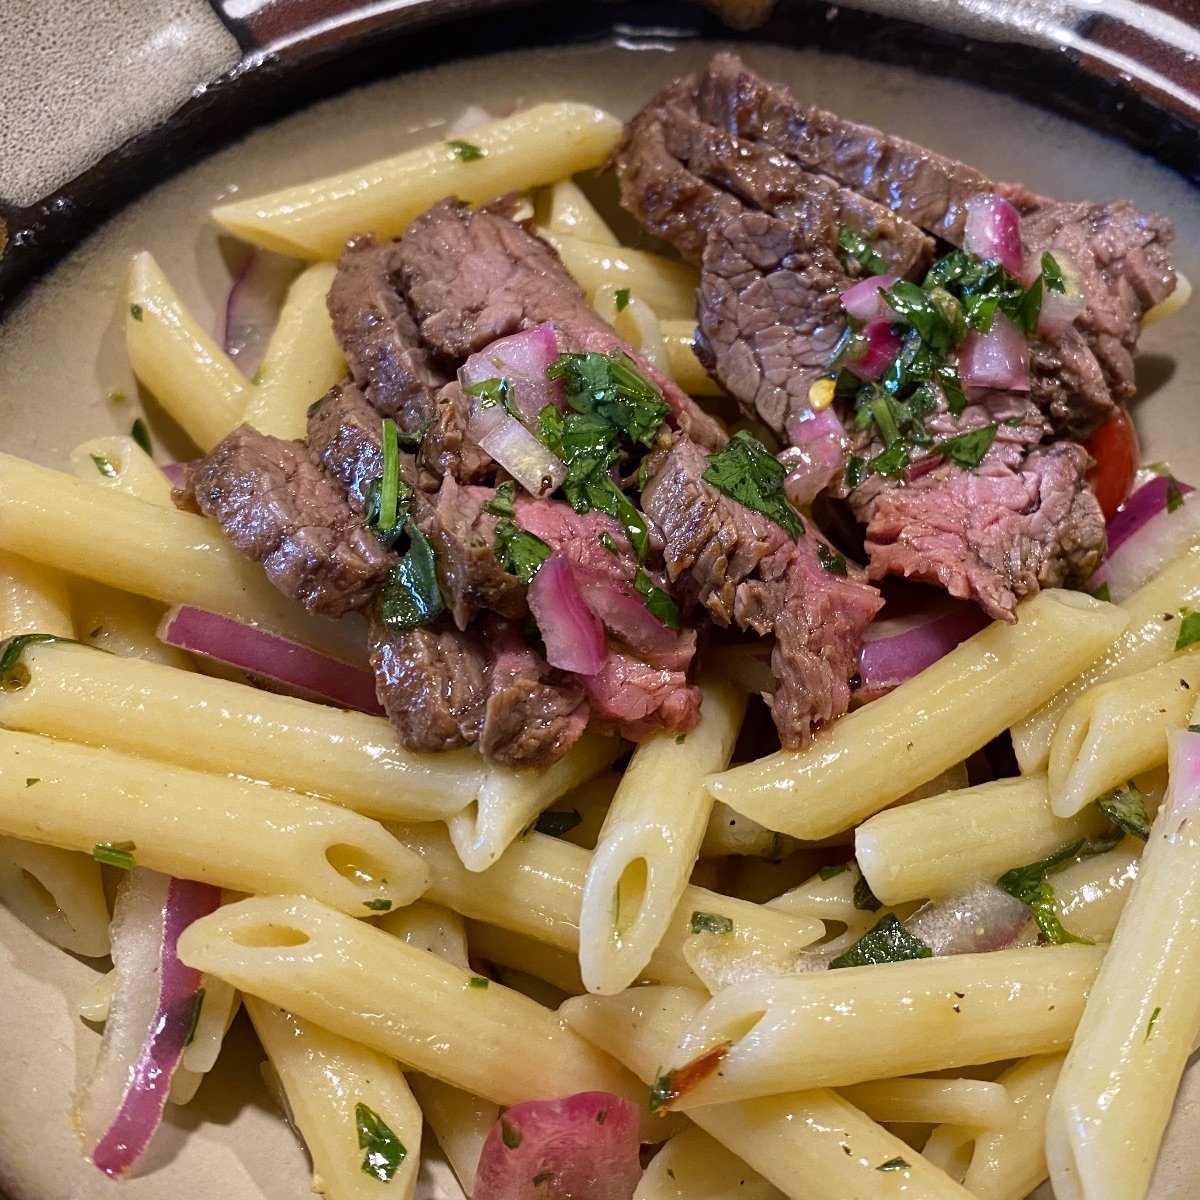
[2,9,1200,1200]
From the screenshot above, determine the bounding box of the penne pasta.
[126,251,249,451]
[540,177,620,246]
[658,943,1104,1106]
[634,1124,784,1200]
[213,103,623,259]
[245,998,423,1200]
[708,590,1129,840]
[407,1074,496,1199]
[178,894,646,1114]
[70,579,195,669]
[465,920,585,996]
[0,728,428,913]
[1051,838,1142,944]
[70,435,175,507]
[579,674,746,994]
[659,320,724,397]
[0,550,73,639]
[836,1077,1017,1131]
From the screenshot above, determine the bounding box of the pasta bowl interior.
[2,4,1200,1199]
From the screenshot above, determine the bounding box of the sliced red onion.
[1165,729,1200,827]
[158,605,383,714]
[844,320,902,383]
[473,1092,641,1200]
[858,600,990,694]
[477,416,567,498]
[905,882,1035,956]
[1037,253,1087,335]
[76,869,221,1177]
[958,312,1029,391]
[461,323,564,427]
[1091,475,1199,603]
[527,553,607,675]
[573,565,677,651]
[781,406,849,506]
[840,273,900,321]
[160,461,188,489]
[963,193,1025,278]
[222,250,297,377]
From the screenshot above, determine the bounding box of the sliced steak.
[306,381,397,511]
[327,234,450,433]
[419,381,495,485]
[696,209,849,440]
[694,52,994,245]
[579,645,701,742]
[182,424,395,616]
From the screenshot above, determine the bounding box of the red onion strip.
[957,312,1029,392]
[460,322,564,427]
[222,251,297,377]
[1166,730,1200,827]
[840,274,900,321]
[844,320,902,383]
[905,882,1035,956]
[963,193,1025,278]
[527,553,607,675]
[1091,475,1199,602]
[474,1092,641,1200]
[79,870,221,1176]
[858,602,990,694]
[158,605,382,714]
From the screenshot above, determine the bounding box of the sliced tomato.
[1084,407,1139,521]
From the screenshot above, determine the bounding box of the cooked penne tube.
[0,639,477,822]
[1051,839,1141,944]
[0,453,364,660]
[1047,651,1200,816]
[1012,544,1200,773]
[178,894,645,1113]
[708,591,1128,840]
[0,550,72,639]
[1046,728,1200,1200]
[608,293,670,374]
[659,320,724,397]
[70,579,195,669]
[390,822,823,987]
[541,228,699,319]
[563,986,975,1200]
[466,920,585,996]
[580,674,746,994]
[765,864,888,960]
[634,1124,784,1200]
[169,976,240,1104]
[70,435,175,507]
[446,731,623,870]
[700,801,794,860]
[855,774,1111,905]
[241,262,345,440]
[245,998,422,1200]
[836,1077,1016,1130]
[659,943,1103,1106]
[407,1074,496,1200]
[541,177,619,245]
[962,1053,1064,1200]
[0,728,427,913]
[0,837,110,957]
[126,252,249,451]
[214,104,623,259]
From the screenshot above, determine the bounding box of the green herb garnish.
[494,519,552,585]
[130,418,151,454]
[633,569,681,630]
[378,418,401,534]
[93,841,136,870]
[614,287,631,312]
[852,870,883,912]
[363,898,393,912]
[129,303,143,321]
[703,431,804,540]
[877,1157,910,1172]
[829,913,933,969]
[1146,1006,1162,1042]
[380,526,445,632]
[837,225,889,276]
[1176,607,1200,652]
[1041,252,1066,294]
[0,634,74,690]
[468,976,490,990]
[1096,782,1151,841]
[91,454,117,478]
[1091,583,1112,602]
[1167,475,1186,514]
[819,863,851,881]
[690,911,734,935]
[448,139,485,161]
[933,424,999,470]
[356,1102,406,1181]
[997,840,1090,945]
[482,480,516,518]
[816,542,848,575]
[25,778,38,787]
[185,988,206,1046]
[534,808,583,838]
[464,376,518,417]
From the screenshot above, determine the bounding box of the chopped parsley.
[355,1102,406,1181]
[598,530,620,556]
[1146,1006,1162,1042]
[816,542,848,575]
[24,778,38,787]
[1096,782,1151,841]
[1040,252,1066,294]
[852,870,882,913]
[614,287,631,312]
[464,376,518,417]
[534,808,583,838]
[0,633,73,690]
[362,898,393,912]
[633,569,681,630]
[675,733,687,745]
[494,519,552,585]
[447,139,485,161]
[877,1157,911,1172]
[997,840,1090,945]
[185,989,206,1046]
[703,431,804,540]
[819,863,851,881]
[836,225,889,277]
[251,365,266,386]
[130,418,151,454]
[482,480,517,518]
[1175,607,1200,651]
[380,526,445,632]
[829,914,933,969]
[1091,583,1112,602]
[1168,475,1186,514]
[93,841,136,870]
[468,976,490,990]
[933,424,999,470]
[129,303,143,321]
[378,418,402,534]
[690,911,734,935]
[90,454,117,478]
[500,1117,523,1150]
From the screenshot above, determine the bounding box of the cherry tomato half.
[1084,406,1139,521]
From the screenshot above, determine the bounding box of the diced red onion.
[1091,475,1200,603]
[1037,253,1087,336]
[222,250,297,377]
[460,323,564,427]
[905,882,1035,956]
[76,869,221,1177]
[158,605,383,714]
[477,416,567,498]
[840,274,900,321]
[781,406,849,506]
[958,312,1029,391]
[160,461,188,489]
[527,553,607,675]
[844,320,902,383]
[1165,729,1200,827]
[963,193,1025,278]
[858,599,990,694]
[473,1092,641,1200]
[572,564,677,651]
